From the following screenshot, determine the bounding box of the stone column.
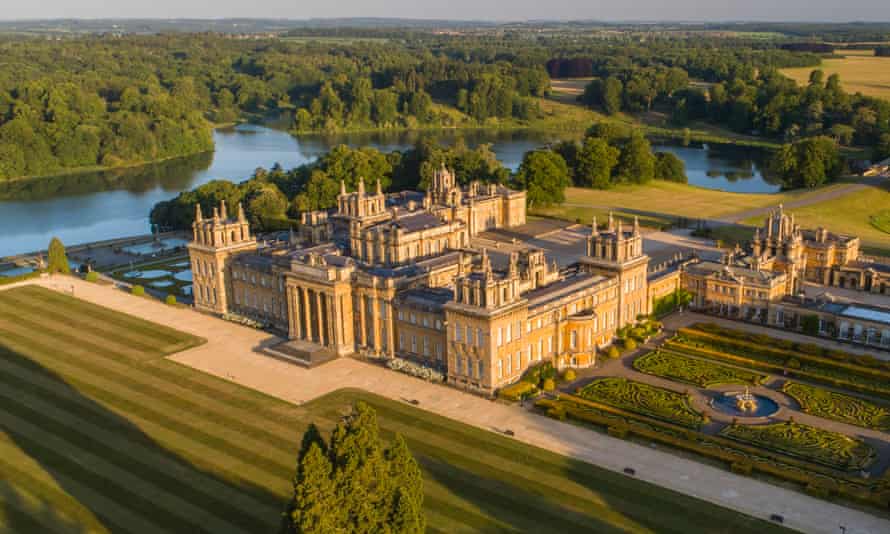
[385,301,395,358]
[327,294,337,348]
[316,290,326,346]
[292,286,303,340]
[358,293,367,347]
[301,287,311,341]
[371,296,380,352]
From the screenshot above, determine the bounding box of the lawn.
[578,377,708,429]
[742,182,890,255]
[0,285,789,534]
[633,350,768,388]
[782,382,890,431]
[719,422,875,472]
[541,182,848,223]
[781,52,890,102]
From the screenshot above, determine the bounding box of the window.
[466,325,473,345]
[526,321,532,333]
[477,328,483,347]
[497,359,503,379]
[570,331,577,349]
[506,354,512,374]
[410,312,417,324]
[537,340,543,360]
[411,335,417,353]
[515,321,521,339]
[505,323,512,343]
[422,316,430,328]
[457,357,463,375]
[455,323,463,342]
[435,320,443,330]
[516,351,522,371]
[497,328,503,346]
[423,337,430,356]
[548,336,553,354]
[435,342,442,360]
[477,360,484,378]
[398,310,404,321]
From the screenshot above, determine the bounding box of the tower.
[188,200,257,314]
[581,214,649,326]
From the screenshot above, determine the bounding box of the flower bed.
[719,421,875,472]
[386,357,445,382]
[578,377,707,429]
[782,382,890,431]
[633,350,767,388]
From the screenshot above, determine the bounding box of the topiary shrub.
[85,271,99,282]
[131,285,145,297]
[607,346,621,359]
[562,368,577,382]
[542,378,556,392]
[546,405,567,420]
[607,425,629,439]
[731,461,753,476]
[623,338,637,351]
[165,294,177,306]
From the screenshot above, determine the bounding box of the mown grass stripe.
[0,343,298,492]
[0,385,278,531]
[6,286,194,347]
[0,414,194,534]
[0,321,302,452]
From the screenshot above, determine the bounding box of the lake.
[0,124,776,257]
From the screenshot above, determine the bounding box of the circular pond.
[711,391,779,418]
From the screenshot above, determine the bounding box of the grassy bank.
[781,51,890,102]
[0,285,788,533]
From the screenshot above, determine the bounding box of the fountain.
[711,387,779,418]
[735,386,758,413]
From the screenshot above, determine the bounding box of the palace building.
[189,174,890,393]
[188,169,659,394]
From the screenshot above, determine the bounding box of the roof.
[684,261,783,285]
[396,287,454,312]
[362,250,462,279]
[525,273,607,311]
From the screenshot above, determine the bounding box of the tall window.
[466,325,474,345]
[455,322,463,342]
[497,359,503,379]
[506,323,512,343]
[570,331,577,349]
[477,327,483,347]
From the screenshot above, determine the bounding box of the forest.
[2,31,889,187]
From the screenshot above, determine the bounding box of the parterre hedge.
[719,421,875,472]
[782,382,890,431]
[633,350,768,388]
[498,380,538,402]
[669,328,890,399]
[534,396,889,510]
[578,377,707,429]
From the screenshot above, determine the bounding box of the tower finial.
[376,178,382,195]
[237,202,246,222]
[358,178,365,195]
[219,200,227,220]
[633,216,640,235]
[592,216,598,235]
[195,203,203,222]
[608,211,615,231]
[340,179,346,195]
[481,249,492,279]
[509,251,518,277]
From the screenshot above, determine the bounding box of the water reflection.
[0,124,774,257]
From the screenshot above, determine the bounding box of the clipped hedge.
[131,285,145,297]
[534,396,885,510]
[634,349,768,388]
[498,381,538,402]
[577,377,707,429]
[782,382,890,431]
[85,271,99,282]
[0,271,40,286]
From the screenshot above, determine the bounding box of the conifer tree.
[47,237,71,274]
[281,402,424,534]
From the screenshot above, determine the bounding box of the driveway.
[5,276,890,534]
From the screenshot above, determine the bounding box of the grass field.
[0,285,790,534]
[741,182,890,255]
[781,52,890,101]
[536,182,849,222]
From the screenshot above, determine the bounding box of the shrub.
[606,346,621,359]
[131,285,145,297]
[386,357,445,382]
[786,357,801,370]
[731,462,753,476]
[542,378,556,391]
[623,338,637,351]
[499,381,538,402]
[85,271,99,282]
[562,368,577,382]
[607,426,628,438]
[629,327,647,342]
[165,295,177,306]
[546,405,567,420]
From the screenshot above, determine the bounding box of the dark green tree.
[615,134,656,184]
[654,152,687,183]
[47,237,70,274]
[512,150,571,207]
[575,137,620,188]
[281,402,424,534]
[772,136,842,189]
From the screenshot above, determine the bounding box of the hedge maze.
[782,382,890,431]
[578,377,707,429]
[633,350,768,388]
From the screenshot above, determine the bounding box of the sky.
[2,1,888,23]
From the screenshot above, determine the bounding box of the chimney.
[195,203,203,222]
[219,200,227,220]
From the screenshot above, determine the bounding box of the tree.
[877,133,890,161]
[771,136,842,189]
[512,150,571,207]
[654,152,687,183]
[602,77,623,115]
[615,134,656,184]
[574,137,620,188]
[281,402,424,534]
[47,237,70,274]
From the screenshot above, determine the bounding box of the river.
[0,124,777,257]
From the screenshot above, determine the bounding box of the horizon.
[2,1,889,24]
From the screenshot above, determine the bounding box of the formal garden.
[633,349,768,388]
[719,421,875,472]
[782,382,890,431]
[577,377,707,429]
[109,255,194,299]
